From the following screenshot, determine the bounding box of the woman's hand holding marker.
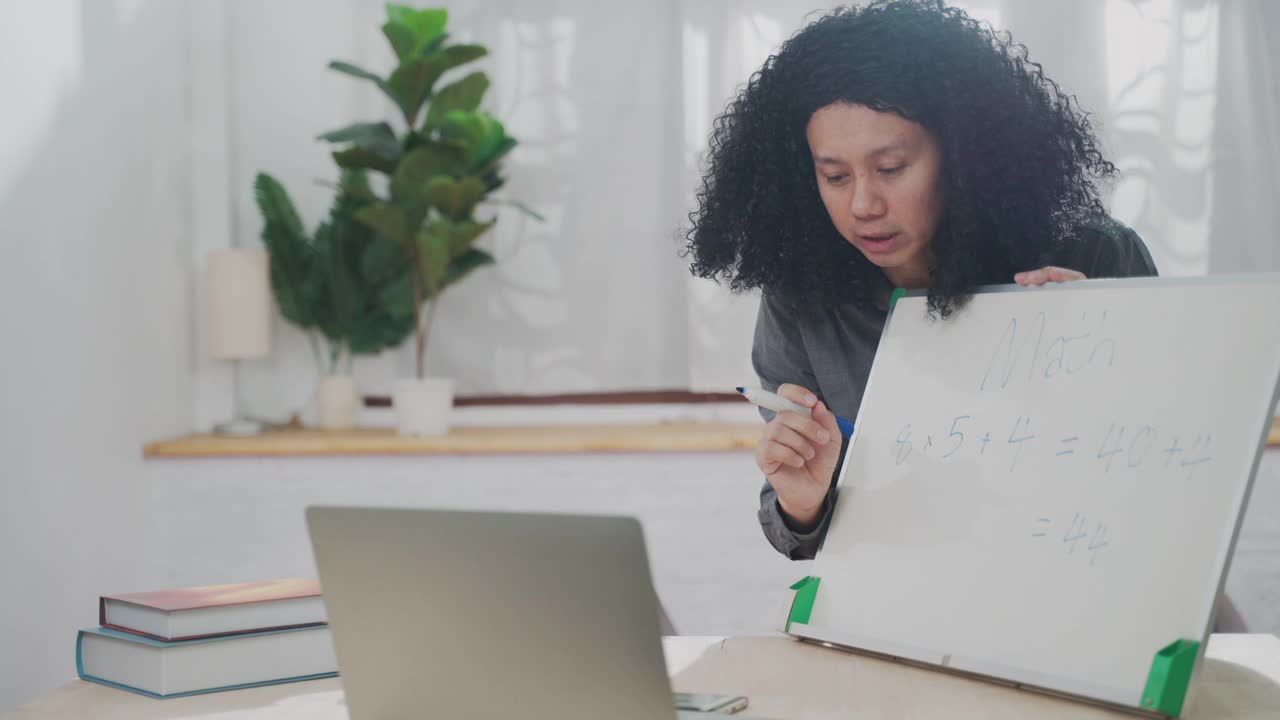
[742,384,845,528]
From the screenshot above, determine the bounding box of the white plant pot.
[394,378,454,436]
[317,375,359,430]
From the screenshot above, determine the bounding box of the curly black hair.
[683,0,1116,317]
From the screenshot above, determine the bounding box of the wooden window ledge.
[143,422,765,459]
[144,418,1280,459]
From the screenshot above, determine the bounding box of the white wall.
[0,0,195,710]
[140,441,1280,644]
[145,451,808,639]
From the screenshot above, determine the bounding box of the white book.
[76,625,338,698]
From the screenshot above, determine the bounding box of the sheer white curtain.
[695,0,1280,384]
[229,1,1278,411]
[683,0,1280,391]
[1209,0,1280,273]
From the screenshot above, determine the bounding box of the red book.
[99,579,325,641]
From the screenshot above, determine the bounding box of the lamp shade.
[207,248,271,360]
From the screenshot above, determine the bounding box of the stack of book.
[76,578,337,698]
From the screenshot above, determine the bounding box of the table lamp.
[207,247,272,435]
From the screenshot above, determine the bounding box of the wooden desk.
[673,635,1280,719]
[7,635,1279,719]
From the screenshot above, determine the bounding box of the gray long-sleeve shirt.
[753,217,1159,559]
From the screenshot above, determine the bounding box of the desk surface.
[7,634,1279,719]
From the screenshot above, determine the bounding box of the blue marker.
[736,385,855,439]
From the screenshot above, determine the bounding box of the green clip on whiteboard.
[784,275,1280,716]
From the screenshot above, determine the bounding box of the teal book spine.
[75,626,338,699]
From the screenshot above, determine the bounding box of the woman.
[683,0,1159,559]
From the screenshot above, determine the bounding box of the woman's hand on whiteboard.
[754,383,842,528]
[1014,266,1087,286]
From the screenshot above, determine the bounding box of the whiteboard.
[790,275,1280,711]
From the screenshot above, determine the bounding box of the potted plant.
[319,4,537,435]
[253,169,415,429]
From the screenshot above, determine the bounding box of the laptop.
[306,506,746,719]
